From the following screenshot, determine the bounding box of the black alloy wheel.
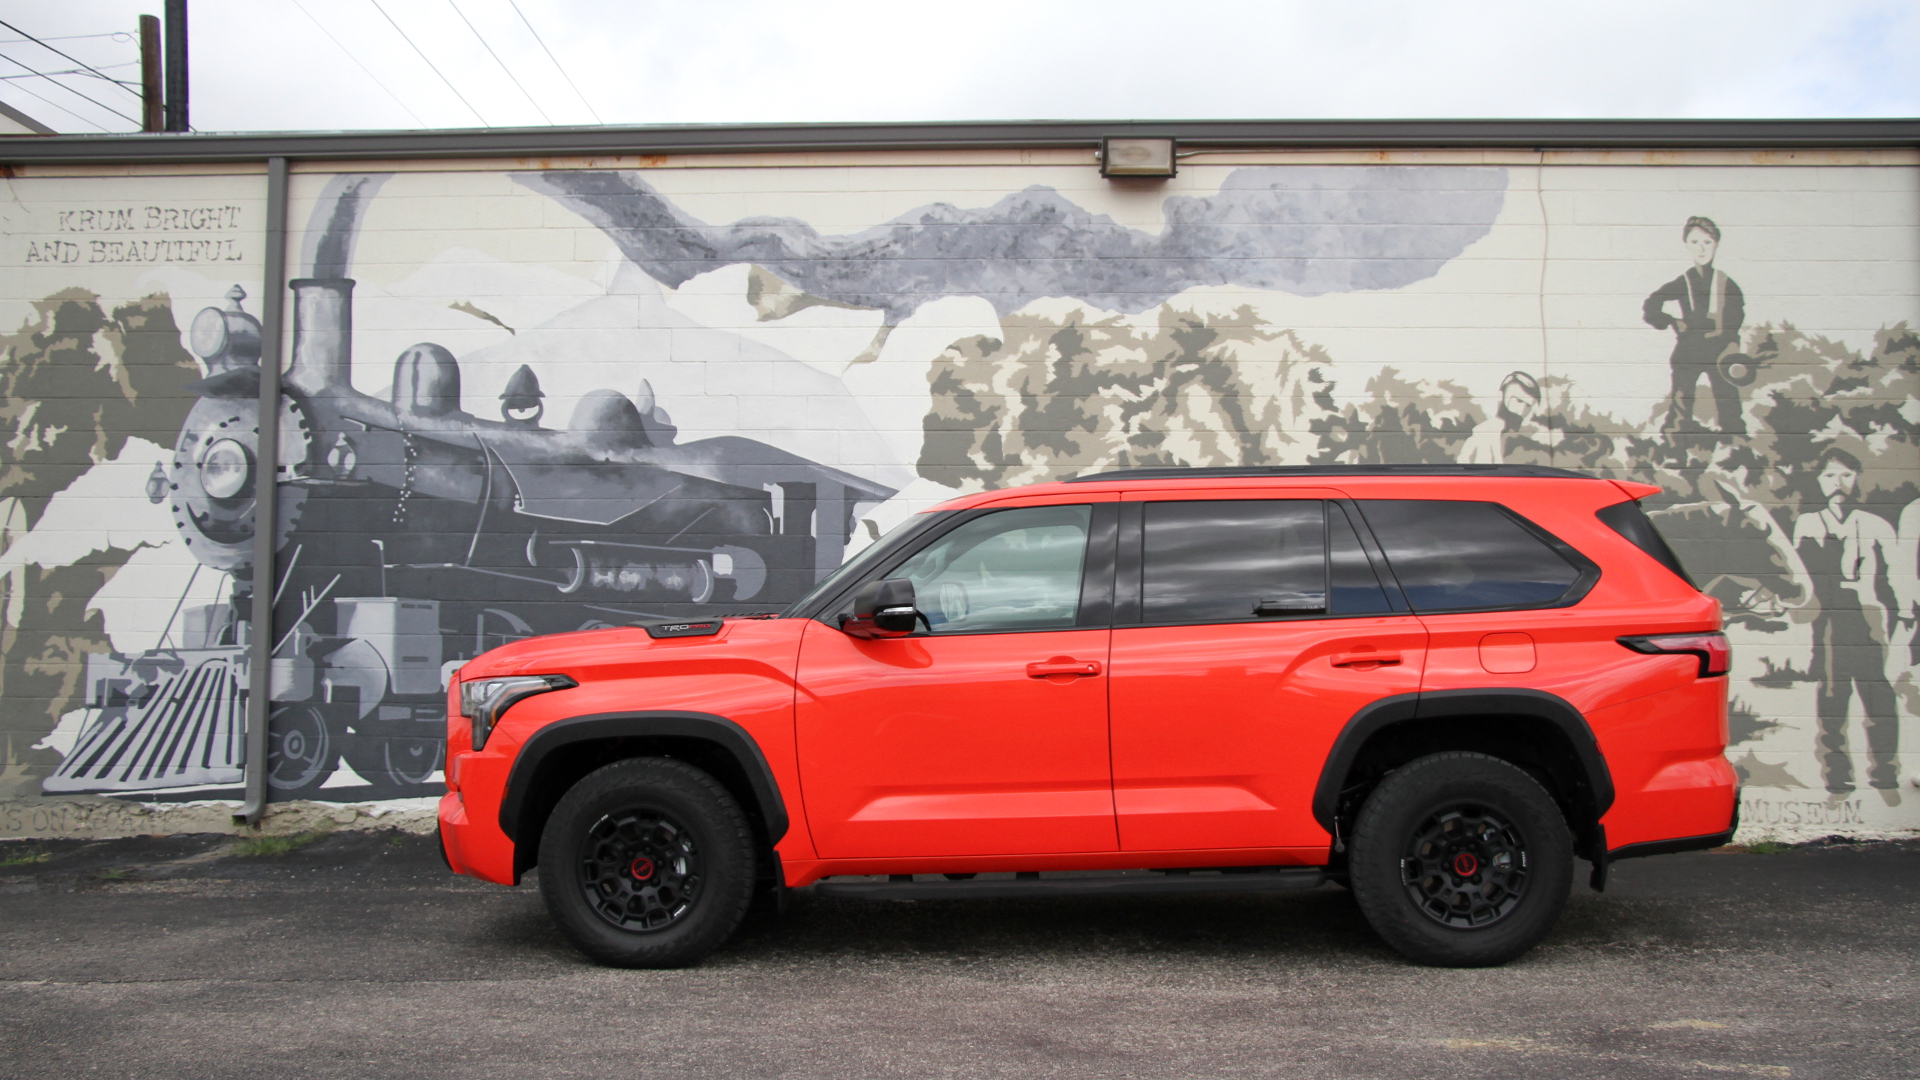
[1399,802,1530,928]
[578,806,704,932]
[1348,751,1573,967]
[538,757,755,968]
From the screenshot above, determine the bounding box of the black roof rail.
[1063,465,1601,482]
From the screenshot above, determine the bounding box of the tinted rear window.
[1596,500,1695,588]
[1142,500,1325,623]
[1358,500,1583,612]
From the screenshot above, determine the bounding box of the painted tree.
[0,291,200,795]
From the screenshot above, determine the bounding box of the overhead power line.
[0,51,139,126]
[368,0,491,127]
[0,32,134,44]
[287,0,428,127]
[447,0,552,125]
[0,60,139,85]
[507,0,602,125]
[0,74,109,132]
[0,17,142,104]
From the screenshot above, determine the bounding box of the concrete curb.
[0,795,440,839]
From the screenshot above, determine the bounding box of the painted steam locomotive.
[45,278,893,800]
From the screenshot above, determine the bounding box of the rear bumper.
[1593,679,1738,849]
[1610,789,1740,861]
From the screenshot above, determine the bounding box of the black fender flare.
[497,711,789,844]
[1310,688,1616,835]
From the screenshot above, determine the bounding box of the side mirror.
[841,578,921,639]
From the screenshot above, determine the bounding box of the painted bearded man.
[1793,449,1901,804]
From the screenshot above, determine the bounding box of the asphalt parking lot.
[0,830,1913,1080]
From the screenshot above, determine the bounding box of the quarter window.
[1597,500,1695,588]
[1141,500,1326,624]
[1358,500,1582,612]
[888,505,1092,633]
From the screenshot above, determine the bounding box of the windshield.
[781,512,949,618]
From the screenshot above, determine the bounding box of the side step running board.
[812,868,1325,900]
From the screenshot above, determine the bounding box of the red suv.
[438,466,1736,968]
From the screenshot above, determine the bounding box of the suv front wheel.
[537,757,756,968]
[1349,752,1573,967]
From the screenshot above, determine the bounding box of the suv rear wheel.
[537,757,756,968]
[1349,752,1573,967]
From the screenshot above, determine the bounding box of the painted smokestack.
[286,278,354,398]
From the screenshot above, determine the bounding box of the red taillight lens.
[1618,632,1730,677]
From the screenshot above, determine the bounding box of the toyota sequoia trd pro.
[438,466,1737,968]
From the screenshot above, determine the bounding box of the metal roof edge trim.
[4,118,1919,166]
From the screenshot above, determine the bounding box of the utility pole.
[163,0,188,132]
[139,14,163,132]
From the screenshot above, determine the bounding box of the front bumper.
[438,790,516,884]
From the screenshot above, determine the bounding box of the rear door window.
[1357,500,1590,612]
[1141,500,1326,624]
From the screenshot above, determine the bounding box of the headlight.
[459,674,576,751]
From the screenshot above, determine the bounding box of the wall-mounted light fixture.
[1099,136,1177,179]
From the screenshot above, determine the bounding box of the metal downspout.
[237,156,289,827]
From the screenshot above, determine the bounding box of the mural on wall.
[0,290,204,801]
[37,174,899,801]
[2,160,1915,835]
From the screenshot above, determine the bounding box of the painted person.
[1894,497,1920,666]
[1643,216,1746,435]
[1459,370,1543,465]
[1792,448,1900,803]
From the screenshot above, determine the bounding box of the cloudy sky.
[3,0,1918,134]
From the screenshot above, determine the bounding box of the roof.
[1063,465,1599,483]
[0,99,54,136]
[4,118,1918,166]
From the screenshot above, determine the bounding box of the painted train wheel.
[343,733,446,798]
[169,393,313,572]
[267,704,338,794]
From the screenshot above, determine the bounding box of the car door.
[794,496,1119,858]
[1107,490,1428,852]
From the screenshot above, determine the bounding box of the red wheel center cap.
[629,856,655,880]
[1452,852,1479,876]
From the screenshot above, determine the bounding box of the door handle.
[1331,651,1403,670]
[1027,658,1102,678]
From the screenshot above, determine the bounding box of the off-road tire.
[1349,752,1573,967]
[538,757,755,968]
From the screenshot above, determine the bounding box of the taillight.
[1618,632,1730,677]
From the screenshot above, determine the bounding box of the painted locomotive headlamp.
[198,438,253,501]
[500,364,545,427]
[1685,222,1718,268]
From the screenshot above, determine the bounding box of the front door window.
[794,501,1118,858]
[891,505,1091,634]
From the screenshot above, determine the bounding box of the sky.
[1,0,1918,134]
